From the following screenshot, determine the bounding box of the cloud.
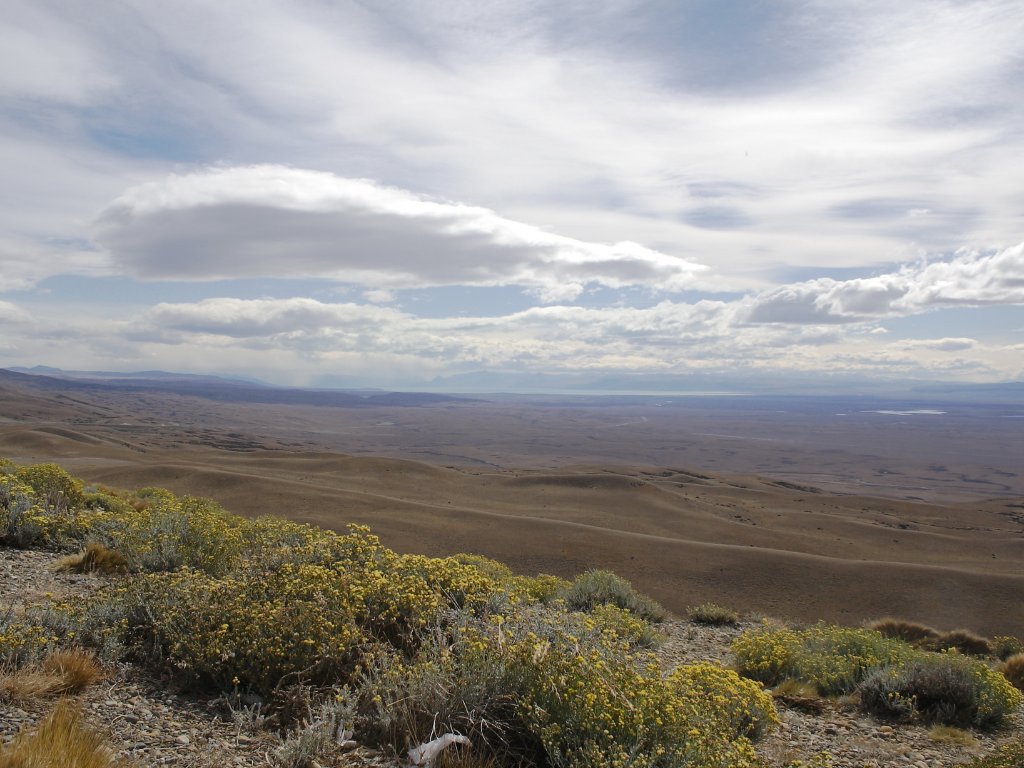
[116,295,873,373]
[0,237,112,291]
[0,300,29,324]
[0,2,116,105]
[93,166,707,301]
[894,338,977,352]
[745,242,1024,323]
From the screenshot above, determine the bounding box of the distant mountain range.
[2,367,470,408]
[5,365,1022,406]
[420,370,1024,403]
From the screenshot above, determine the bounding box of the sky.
[1,0,1023,389]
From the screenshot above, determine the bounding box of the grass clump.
[867,618,993,657]
[0,649,103,702]
[689,602,740,626]
[930,630,992,657]
[55,544,127,575]
[0,698,127,768]
[560,569,668,623]
[866,617,940,646]
[928,725,976,745]
[999,653,1024,692]
[857,652,1021,729]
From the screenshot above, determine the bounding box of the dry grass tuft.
[771,679,827,713]
[55,544,128,575]
[688,603,740,626]
[865,618,940,645]
[999,653,1024,692]
[929,629,991,657]
[0,650,104,702]
[928,725,976,746]
[0,698,127,768]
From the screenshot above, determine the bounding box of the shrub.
[272,695,355,768]
[0,613,65,670]
[858,653,1022,729]
[80,531,498,693]
[83,492,245,575]
[89,565,368,693]
[689,603,740,626]
[992,635,1024,661]
[15,463,84,514]
[999,653,1024,692]
[0,475,46,548]
[0,698,126,768]
[732,622,913,695]
[669,663,777,740]
[560,570,668,623]
[356,605,776,768]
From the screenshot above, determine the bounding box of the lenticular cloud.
[94,165,706,301]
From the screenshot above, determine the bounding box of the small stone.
[878,725,894,734]
[175,734,190,745]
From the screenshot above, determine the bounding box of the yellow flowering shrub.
[0,474,48,547]
[668,663,778,740]
[505,573,572,604]
[730,622,801,685]
[14,463,84,513]
[93,564,367,691]
[456,608,775,768]
[358,605,776,768]
[733,621,914,694]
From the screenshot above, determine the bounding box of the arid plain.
[1,368,1022,635]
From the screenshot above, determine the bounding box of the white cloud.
[745,242,1024,324]
[0,3,116,105]
[93,166,707,300]
[0,300,29,324]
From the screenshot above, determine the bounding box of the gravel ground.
[1,547,1020,767]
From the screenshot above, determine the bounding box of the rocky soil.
[1,547,1020,767]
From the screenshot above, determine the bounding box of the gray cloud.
[680,205,754,230]
[94,166,707,302]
